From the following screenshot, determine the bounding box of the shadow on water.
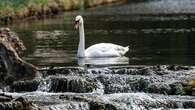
[8,0,195,67]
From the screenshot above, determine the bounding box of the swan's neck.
[78,22,85,57]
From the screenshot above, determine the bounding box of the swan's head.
[74,15,83,29]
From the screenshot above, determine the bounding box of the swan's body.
[75,15,129,58]
[85,43,129,57]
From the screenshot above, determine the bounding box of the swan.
[74,15,129,58]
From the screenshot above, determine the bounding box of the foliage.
[182,79,195,95]
[0,0,119,23]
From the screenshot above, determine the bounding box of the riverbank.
[0,0,125,24]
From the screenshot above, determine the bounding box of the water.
[8,0,195,67]
[2,1,195,109]
[3,65,195,109]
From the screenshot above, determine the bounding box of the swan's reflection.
[78,57,129,66]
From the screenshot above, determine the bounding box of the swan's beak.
[74,21,79,29]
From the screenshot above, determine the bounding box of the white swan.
[74,15,129,58]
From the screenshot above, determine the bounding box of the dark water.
[10,0,195,67]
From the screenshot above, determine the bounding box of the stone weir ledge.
[0,28,195,110]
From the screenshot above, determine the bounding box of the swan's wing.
[85,43,129,57]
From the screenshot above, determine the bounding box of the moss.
[189,79,195,88]
[184,79,195,95]
[9,80,40,92]
[183,86,193,95]
[176,79,195,96]
[48,77,97,93]
[174,84,186,95]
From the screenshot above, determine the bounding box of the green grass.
[0,0,120,23]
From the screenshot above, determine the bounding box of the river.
[9,0,195,67]
[3,0,195,110]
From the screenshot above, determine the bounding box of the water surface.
[10,0,195,67]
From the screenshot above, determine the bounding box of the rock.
[114,67,154,75]
[0,27,26,57]
[89,101,106,110]
[89,102,117,110]
[0,96,39,110]
[44,76,97,93]
[167,65,191,71]
[0,93,13,102]
[170,83,186,95]
[59,94,118,110]
[0,27,37,86]
[192,88,195,96]
[9,80,40,92]
[183,101,195,108]
[4,75,16,85]
[189,79,195,88]
[0,96,12,102]
[59,95,93,102]
[97,74,151,94]
[147,83,172,95]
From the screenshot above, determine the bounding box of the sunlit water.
[9,0,195,67]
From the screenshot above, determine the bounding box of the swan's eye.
[74,20,80,29]
[75,20,79,24]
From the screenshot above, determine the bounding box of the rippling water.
[10,0,195,67]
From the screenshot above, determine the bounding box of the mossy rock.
[9,80,40,92]
[0,97,39,110]
[48,76,97,93]
[89,101,117,110]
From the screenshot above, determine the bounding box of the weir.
[0,0,195,109]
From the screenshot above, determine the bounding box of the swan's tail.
[125,46,129,53]
[121,46,129,55]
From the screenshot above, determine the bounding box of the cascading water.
[2,0,195,109]
[2,65,195,110]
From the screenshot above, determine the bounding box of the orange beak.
[74,20,79,29]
